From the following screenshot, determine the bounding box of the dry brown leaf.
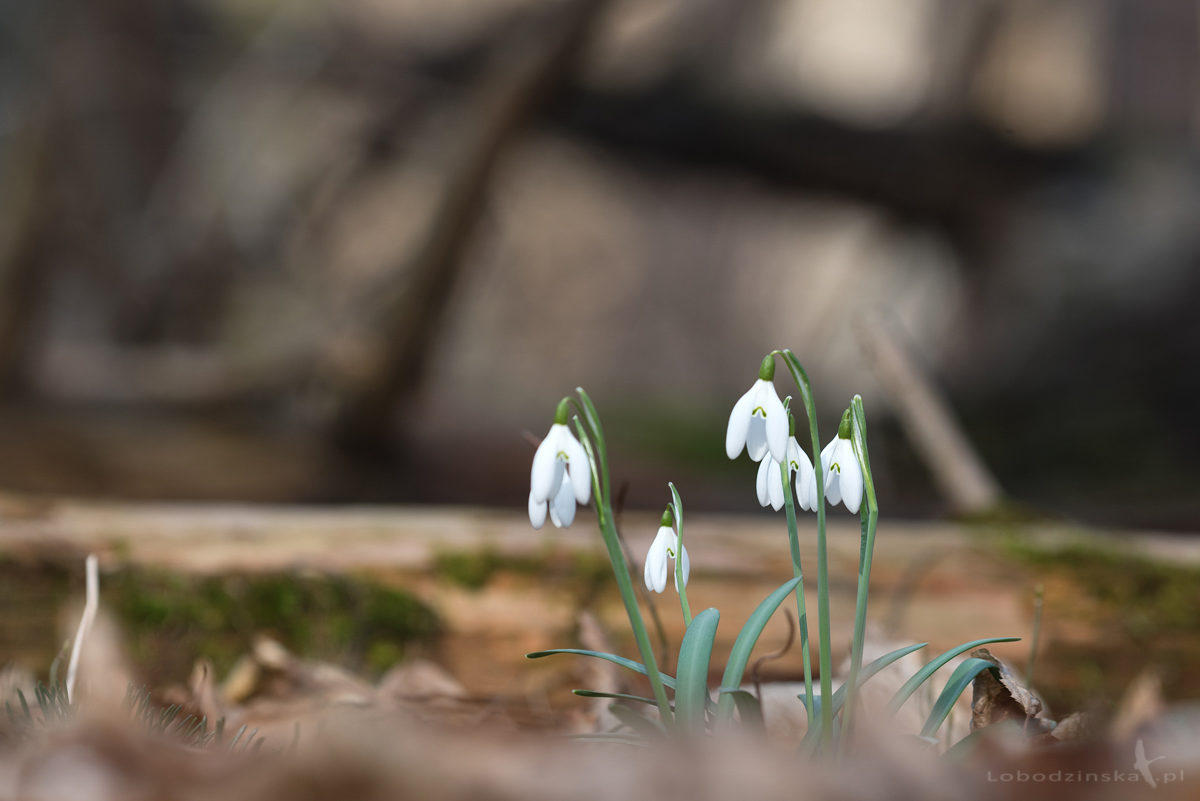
[969,647,1054,736]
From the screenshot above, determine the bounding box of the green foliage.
[919,658,998,738]
[674,608,720,731]
[526,649,677,689]
[888,637,1021,714]
[715,577,803,721]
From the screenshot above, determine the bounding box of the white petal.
[825,466,842,507]
[562,432,592,504]
[784,437,801,474]
[795,463,813,512]
[530,431,562,502]
[644,527,671,593]
[549,474,576,528]
[725,386,757,459]
[745,416,768,462]
[839,440,864,515]
[819,436,839,473]
[767,460,785,511]
[528,491,547,529]
[755,457,771,507]
[805,463,820,511]
[759,382,788,463]
[674,543,690,592]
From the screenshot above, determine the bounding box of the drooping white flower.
[529,412,591,529]
[795,443,818,512]
[755,436,816,512]
[820,413,863,514]
[644,523,690,594]
[725,357,788,463]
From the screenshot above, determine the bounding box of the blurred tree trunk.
[333,0,609,456]
[0,119,52,395]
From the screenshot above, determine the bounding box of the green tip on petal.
[837,408,853,439]
[554,398,570,425]
[758,354,776,381]
[660,508,674,527]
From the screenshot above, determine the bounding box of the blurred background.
[1,0,1198,528]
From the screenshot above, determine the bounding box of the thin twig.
[66,553,99,703]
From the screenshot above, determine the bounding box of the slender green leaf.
[568,733,646,746]
[609,703,666,737]
[574,387,604,443]
[716,577,803,719]
[668,483,684,531]
[800,642,928,747]
[888,637,1021,714]
[719,689,765,732]
[526,649,677,689]
[920,658,998,738]
[572,690,663,708]
[675,608,720,731]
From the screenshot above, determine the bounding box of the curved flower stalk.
[820,410,864,515]
[726,355,788,463]
[526,390,675,725]
[528,400,591,530]
[644,511,690,594]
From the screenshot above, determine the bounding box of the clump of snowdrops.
[525,349,1016,751]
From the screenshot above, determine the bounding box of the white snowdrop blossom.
[756,436,816,512]
[820,415,863,514]
[644,524,690,594]
[726,357,788,463]
[529,416,591,530]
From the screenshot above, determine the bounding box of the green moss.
[1000,537,1200,710]
[1001,539,1200,632]
[433,546,609,592]
[0,557,441,685]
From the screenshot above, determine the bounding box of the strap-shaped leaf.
[526,649,677,689]
[675,608,720,731]
[887,637,1020,714]
[920,657,998,738]
[715,576,803,719]
[609,703,667,737]
[718,689,765,732]
[573,690,663,707]
[800,642,927,746]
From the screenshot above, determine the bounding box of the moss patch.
[0,556,440,685]
[433,547,611,595]
[1000,537,1200,714]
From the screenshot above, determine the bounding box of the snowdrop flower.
[644,513,690,593]
[529,401,591,529]
[820,410,863,514]
[756,436,816,512]
[726,355,788,463]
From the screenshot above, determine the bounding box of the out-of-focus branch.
[332,0,610,453]
[0,117,52,396]
[855,309,1003,515]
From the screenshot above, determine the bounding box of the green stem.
[840,396,878,752]
[572,393,673,725]
[667,482,692,627]
[780,456,815,726]
[777,349,832,748]
[597,511,674,724]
